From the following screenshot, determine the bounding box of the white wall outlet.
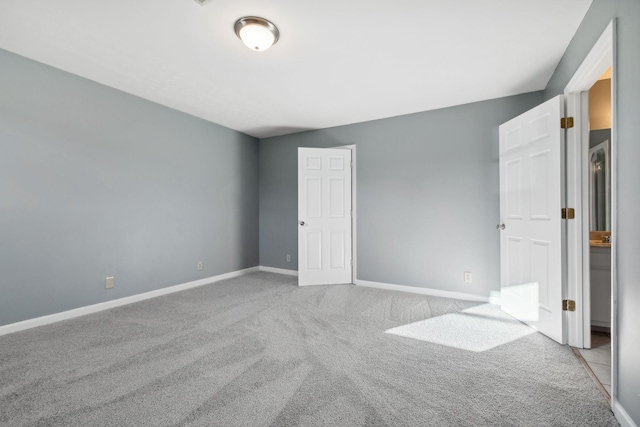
[286,254,291,263]
[197,261,203,271]
[464,272,473,283]
[105,276,115,289]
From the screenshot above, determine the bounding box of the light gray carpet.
[0,272,617,426]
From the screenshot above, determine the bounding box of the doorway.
[563,20,616,409]
[573,67,613,403]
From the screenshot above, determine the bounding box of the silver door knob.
[299,221,305,226]
[497,224,506,230]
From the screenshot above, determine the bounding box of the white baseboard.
[0,266,260,337]
[355,279,494,303]
[257,270,499,303]
[614,400,638,427]
[259,266,299,276]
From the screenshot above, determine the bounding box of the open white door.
[499,95,566,344]
[298,147,352,286]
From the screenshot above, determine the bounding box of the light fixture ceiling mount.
[234,16,279,52]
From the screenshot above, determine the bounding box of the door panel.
[330,231,345,269]
[499,95,565,344]
[298,147,352,286]
[305,177,322,217]
[306,231,322,270]
[530,150,551,218]
[329,178,345,217]
[531,239,551,311]
[505,159,522,218]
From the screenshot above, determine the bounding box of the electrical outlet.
[464,272,472,283]
[105,276,115,289]
[197,261,203,271]
[286,254,291,263]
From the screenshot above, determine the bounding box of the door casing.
[564,19,617,406]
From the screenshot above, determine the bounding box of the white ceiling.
[0,0,592,138]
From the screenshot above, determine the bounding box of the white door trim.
[564,19,617,407]
[331,144,357,283]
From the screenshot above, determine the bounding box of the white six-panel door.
[499,95,565,344]
[298,147,352,286]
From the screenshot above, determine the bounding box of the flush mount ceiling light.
[234,16,279,52]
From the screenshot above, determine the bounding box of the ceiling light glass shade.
[234,17,279,51]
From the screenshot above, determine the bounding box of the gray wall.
[544,0,640,423]
[259,92,543,299]
[0,49,259,326]
[590,129,611,149]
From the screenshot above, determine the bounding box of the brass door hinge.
[562,299,576,312]
[561,117,574,129]
[561,208,575,219]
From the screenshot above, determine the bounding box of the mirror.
[589,139,610,231]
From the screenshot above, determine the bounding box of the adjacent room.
[1,1,639,426]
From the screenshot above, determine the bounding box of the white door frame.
[564,19,617,405]
[331,144,357,282]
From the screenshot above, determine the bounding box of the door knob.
[299,221,305,226]
[497,224,506,230]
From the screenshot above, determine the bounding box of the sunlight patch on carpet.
[385,303,535,352]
